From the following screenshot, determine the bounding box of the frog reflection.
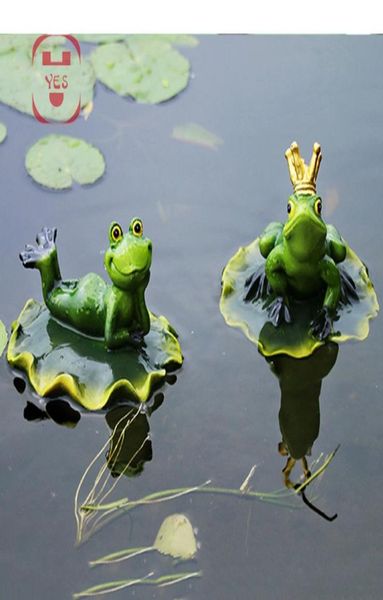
[265,342,338,489]
[105,394,164,477]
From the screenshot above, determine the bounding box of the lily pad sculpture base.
[7,299,183,409]
[220,239,378,359]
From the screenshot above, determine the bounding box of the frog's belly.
[47,273,107,337]
[285,264,324,299]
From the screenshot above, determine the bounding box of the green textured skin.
[261,193,346,311]
[27,219,152,349]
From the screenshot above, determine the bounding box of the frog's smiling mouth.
[110,258,147,278]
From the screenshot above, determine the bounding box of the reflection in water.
[266,343,338,489]
[105,393,165,477]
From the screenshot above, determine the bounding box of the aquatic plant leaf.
[7,299,183,409]
[74,572,202,597]
[0,39,95,121]
[0,122,6,143]
[220,238,379,358]
[154,514,197,559]
[130,34,199,47]
[0,34,65,56]
[25,135,105,189]
[0,320,7,356]
[91,514,197,566]
[76,34,128,44]
[91,39,190,104]
[172,122,223,150]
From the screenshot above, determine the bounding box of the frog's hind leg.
[20,227,61,303]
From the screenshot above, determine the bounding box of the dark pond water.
[1,35,383,599]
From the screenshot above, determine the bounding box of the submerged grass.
[74,406,339,544]
[74,571,202,597]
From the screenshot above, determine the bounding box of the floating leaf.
[25,135,105,189]
[130,34,199,47]
[0,122,7,143]
[0,320,7,356]
[91,39,190,104]
[172,122,223,150]
[0,38,95,121]
[154,514,197,559]
[76,34,128,44]
[91,513,197,566]
[0,34,65,56]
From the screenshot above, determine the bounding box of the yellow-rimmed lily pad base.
[220,239,379,358]
[7,299,183,409]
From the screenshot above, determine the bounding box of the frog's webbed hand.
[310,256,340,341]
[264,246,291,326]
[19,227,61,304]
[244,265,270,302]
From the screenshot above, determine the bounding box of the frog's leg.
[264,245,292,326]
[105,295,132,350]
[326,224,346,264]
[133,280,150,336]
[20,227,61,304]
[310,255,341,340]
[326,225,359,305]
[244,222,283,302]
[259,222,284,258]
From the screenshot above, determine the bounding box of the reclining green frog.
[245,142,357,341]
[20,218,152,349]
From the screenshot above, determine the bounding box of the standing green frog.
[245,142,356,341]
[20,218,152,349]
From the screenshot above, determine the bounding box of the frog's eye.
[314,199,322,216]
[287,201,294,216]
[131,218,143,238]
[110,222,123,243]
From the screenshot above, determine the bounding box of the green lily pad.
[0,122,7,143]
[76,34,128,44]
[154,514,197,559]
[172,122,223,150]
[25,135,105,190]
[91,38,190,104]
[7,299,183,409]
[130,34,199,47]
[0,320,7,356]
[220,238,379,358]
[0,38,95,121]
[0,34,65,56]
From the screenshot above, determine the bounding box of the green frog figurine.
[20,218,151,349]
[9,218,183,408]
[247,142,350,340]
[220,142,378,358]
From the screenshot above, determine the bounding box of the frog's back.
[47,273,108,337]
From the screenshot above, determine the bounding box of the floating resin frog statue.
[220,141,378,358]
[20,218,151,349]
[9,219,183,408]
[248,142,347,340]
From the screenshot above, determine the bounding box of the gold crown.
[285,141,322,195]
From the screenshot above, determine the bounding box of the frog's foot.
[19,227,57,269]
[339,266,359,306]
[267,296,291,327]
[244,266,270,302]
[310,307,333,341]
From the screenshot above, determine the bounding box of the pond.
[0,34,382,599]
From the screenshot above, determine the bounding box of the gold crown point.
[285,141,322,195]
